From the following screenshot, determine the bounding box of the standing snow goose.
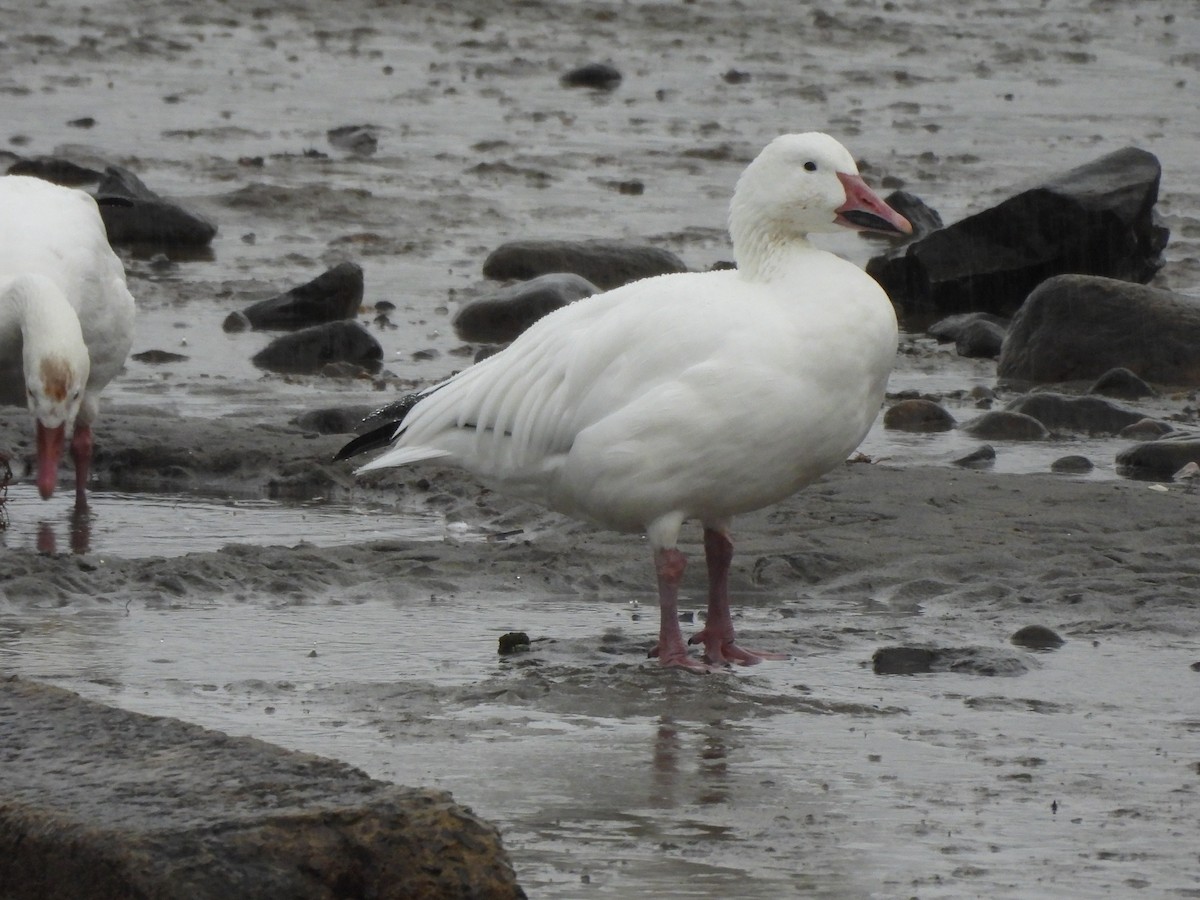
[338,133,910,671]
[0,175,136,509]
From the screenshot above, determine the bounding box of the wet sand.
[3,0,1200,896]
[5,416,1200,897]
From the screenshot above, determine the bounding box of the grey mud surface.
[2,0,1200,897]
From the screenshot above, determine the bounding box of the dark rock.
[958,318,1006,358]
[94,166,217,248]
[453,273,599,343]
[883,398,956,432]
[1119,418,1172,440]
[998,275,1200,385]
[252,321,382,375]
[873,646,1029,677]
[498,632,531,655]
[868,147,1168,315]
[872,646,937,675]
[1089,367,1157,399]
[131,349,189,364]
[953,445,996,468]
[482,239,687,291]
[229,262,365,332]
[1051,455,1095,474]
[0,678,525,900]
[560,62,622,89]
[319,361,375,378]
[1011,624,1065,651]
[960,410,1048,441]
[882,190,943,240]
[929,312,1008,358]
[1116,438,1200,479]
[6,156,103,187]
[223,310,251,333]
[928,312,1004,342]
[1005,392,1145,435]
[327,124,380,156]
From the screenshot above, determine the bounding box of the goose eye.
[803,160,817,172]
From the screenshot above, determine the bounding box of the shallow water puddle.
[0,485,448,556]
[2,594,1196,898]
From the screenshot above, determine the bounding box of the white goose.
[339,133,910,671]
[0,175,136,509]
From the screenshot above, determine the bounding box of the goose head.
[729,132,911,273]
[22,318,90,500]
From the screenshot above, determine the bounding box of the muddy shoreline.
[3,0,1200,895]
[5,430,1200,896]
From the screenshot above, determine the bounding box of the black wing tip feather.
[332,390,433,462]
[333,421,403,461]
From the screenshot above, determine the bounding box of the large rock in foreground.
[998,274,1200,385]
[868,147,1167,316]
[482,239,687,290]
[0,677,525,900]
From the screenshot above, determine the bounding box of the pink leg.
[687,527,787,666]
[647,548,713,673]
[69,422,93,510]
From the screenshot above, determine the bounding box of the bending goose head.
[16,279,91,499]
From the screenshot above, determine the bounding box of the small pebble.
[1011,624,1065,651]
[953,445,995,468]
[1051,455,1094,474]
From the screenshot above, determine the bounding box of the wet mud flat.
[4,428,1200,897]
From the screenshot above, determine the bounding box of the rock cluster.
[869,146,1167,316]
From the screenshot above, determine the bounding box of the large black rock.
[868,147,1168,316]
[252,321,382,375]
[482,239,687,290]
[998,274,1200,386]
[228,262,364,332]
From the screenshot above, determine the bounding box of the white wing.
[356,269,739,480]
